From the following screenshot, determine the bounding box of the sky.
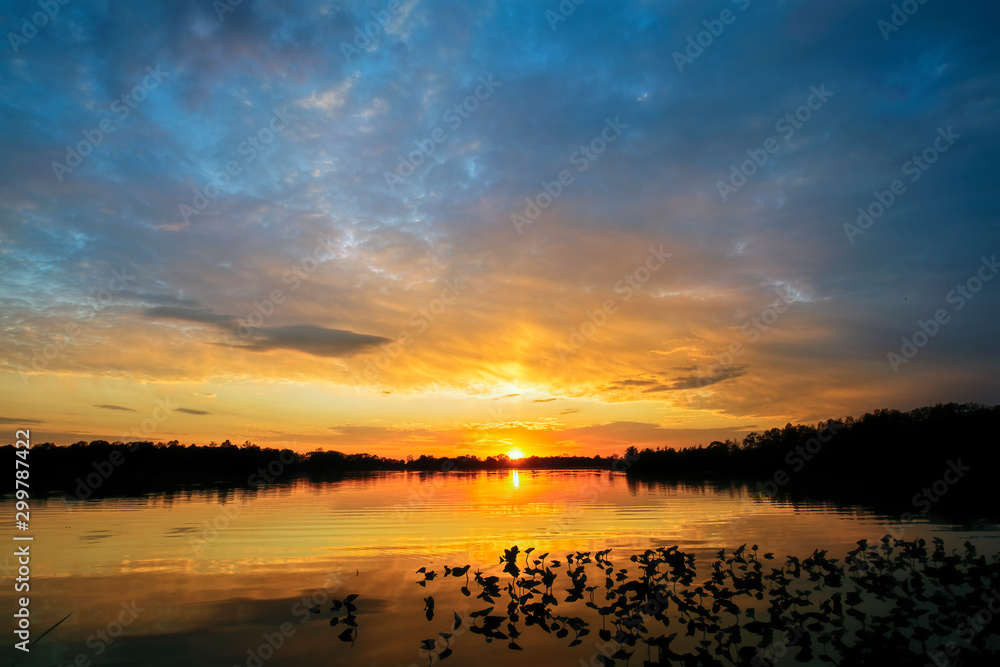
[1,0,999,458]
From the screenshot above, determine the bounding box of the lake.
[7,470,1000,666]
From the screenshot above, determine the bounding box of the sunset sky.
[2,0,998,457]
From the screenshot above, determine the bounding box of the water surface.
[6,470,999,666]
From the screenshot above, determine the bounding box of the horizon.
[3,1,999,461]
[7,400,992,460]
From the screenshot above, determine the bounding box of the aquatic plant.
[325,593,361,644]
[414,537,1000,665]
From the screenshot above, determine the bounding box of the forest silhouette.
[624,402,998,517]
[6,402,997,516]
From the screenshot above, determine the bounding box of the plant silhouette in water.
[414,538,1000,665]
[317,593,360,644]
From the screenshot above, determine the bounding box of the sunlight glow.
[507,448,525,460]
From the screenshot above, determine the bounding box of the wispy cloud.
[144,307,236,327]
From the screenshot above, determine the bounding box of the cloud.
[122,292,203,308]
[94,404,136,412]
[607,379,662,388]
[239,325,392,358]
[144,307,236,326]
[604,366,750,396]
[298,77,355,114]
[143,306,390,359]
[176,408,210,415]
[645,366,749,392]
[0,417,42,424]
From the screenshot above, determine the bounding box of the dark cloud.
[240,325,391,358]
[605,366,749,395]
[175,408,210,415]
[607,379,661,388]
[0,417,42,424]
[653,366,749,392]
[143,305,389,359]
[94,404,136,412]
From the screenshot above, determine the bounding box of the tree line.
[3,402,996,511]
[0,439,619,496]
[621,402,999,515]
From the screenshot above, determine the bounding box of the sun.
[507,448,526,460]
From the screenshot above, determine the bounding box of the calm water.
[6,470,1000,666]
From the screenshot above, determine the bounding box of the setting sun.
[507,448,526,460]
